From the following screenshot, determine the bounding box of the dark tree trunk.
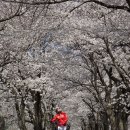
[100,111,109,130]
[15,98,27,130]
[109,112,128,130]
[0,116,5,130]
[33,91,43,130]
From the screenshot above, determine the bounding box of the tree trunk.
[109,112,128,130]
[33,91,43,130]
[119,113,128,130]
[0,116,5,130]
[100,112,109,130]
[15,98,27,130]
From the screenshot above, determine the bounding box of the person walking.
[51,107,68,130]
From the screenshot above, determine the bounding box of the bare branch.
[2,0,71,5]
[0,3,29,23]
[126,0,130,8]
[91,0,130,13]
[2,0,130,13]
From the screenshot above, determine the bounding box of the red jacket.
[51,112,68,126]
